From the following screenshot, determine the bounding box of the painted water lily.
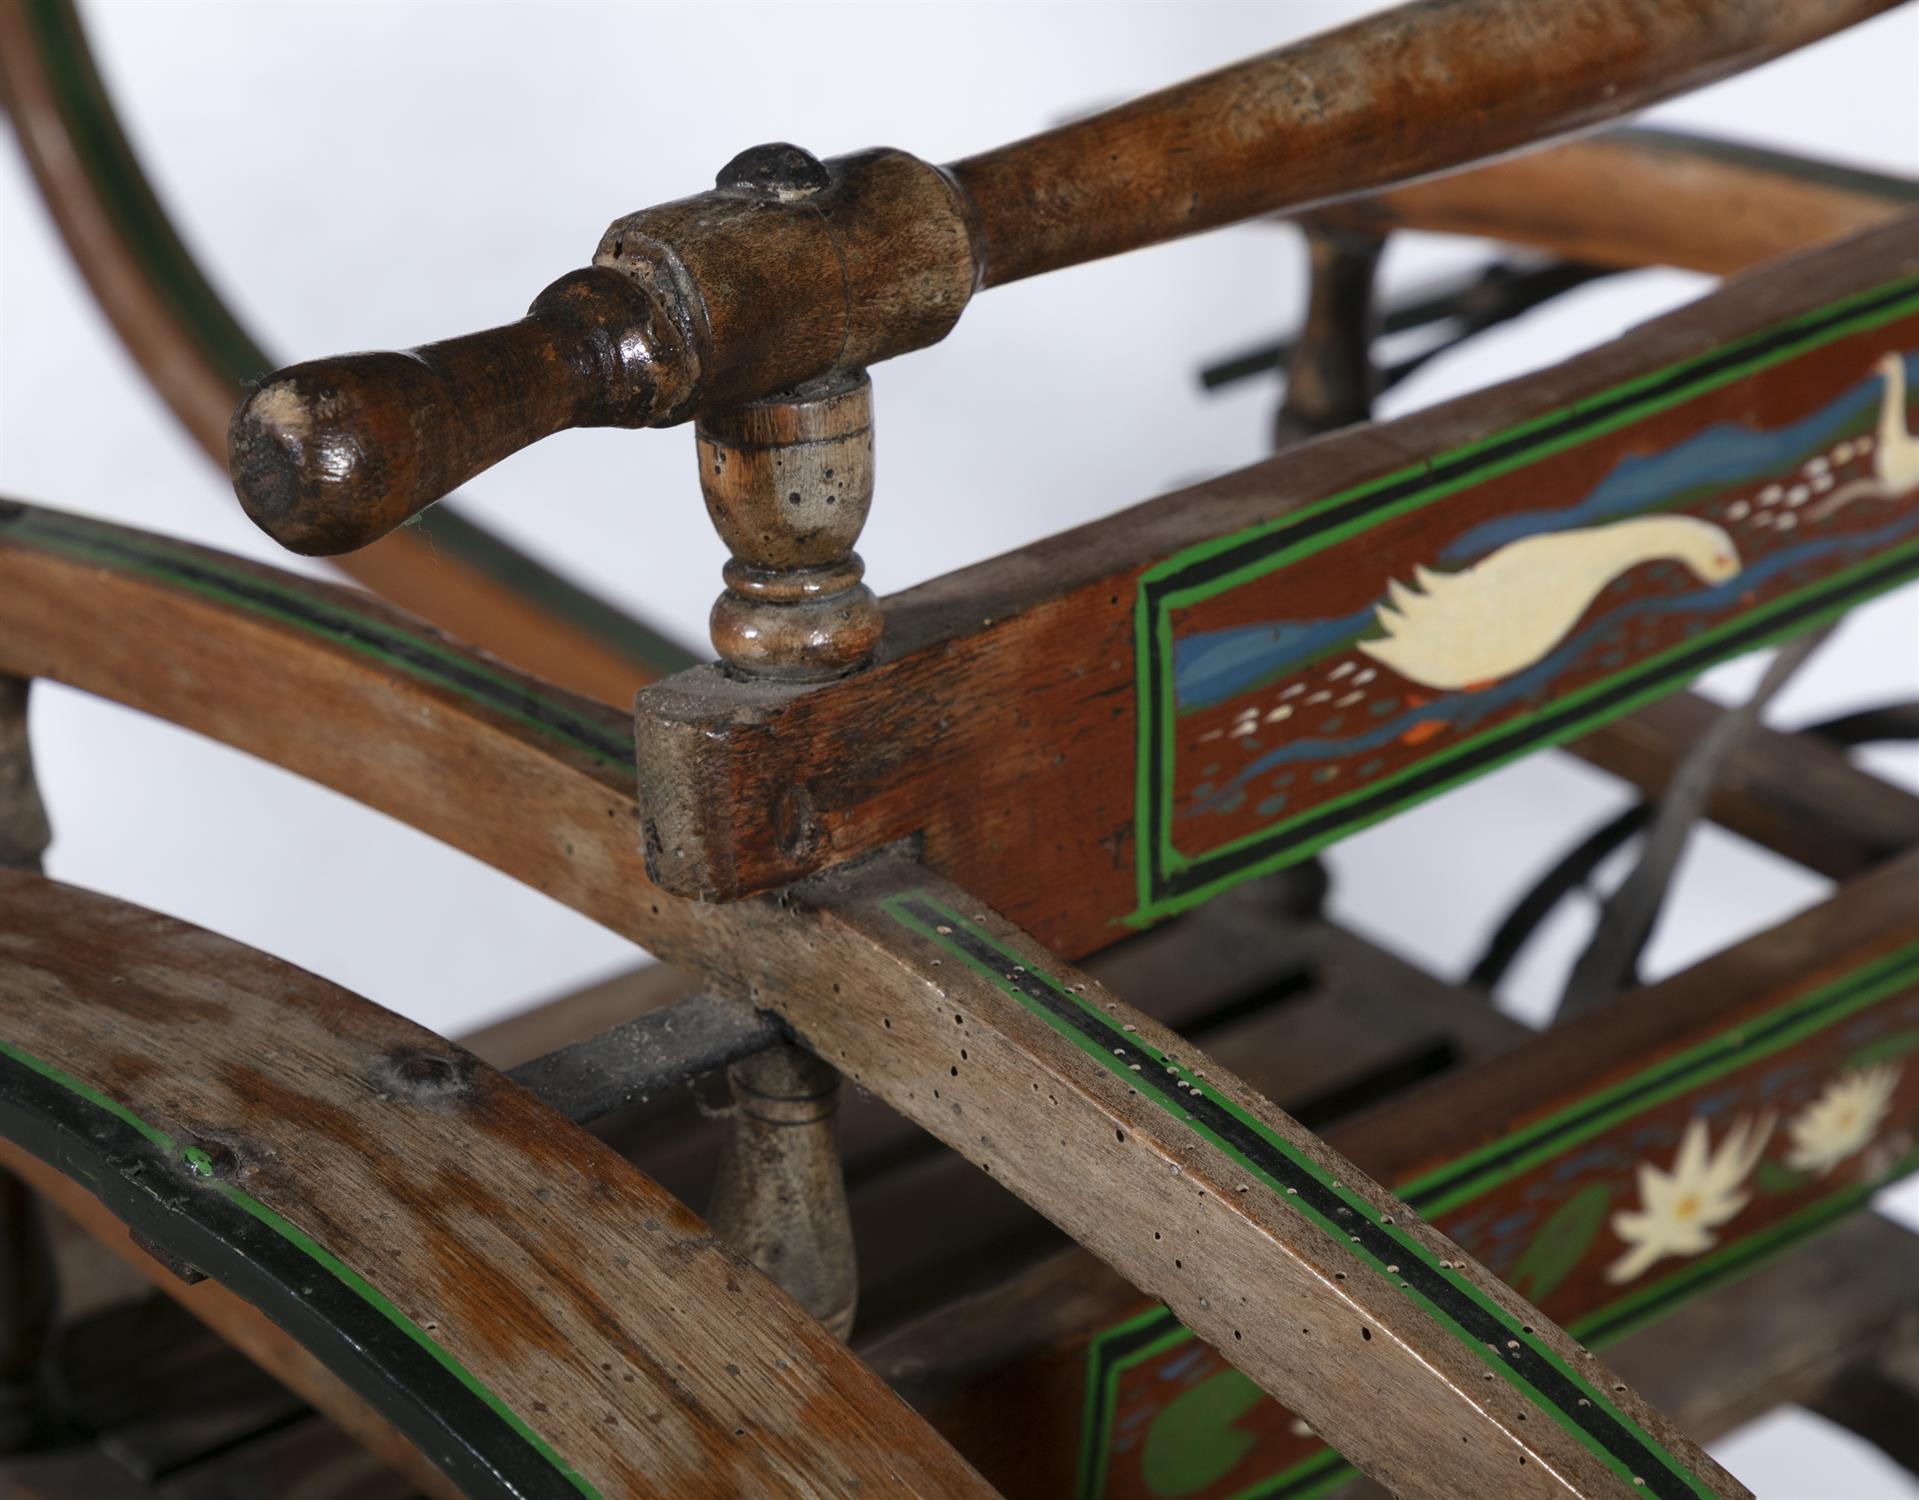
[1605,1114,1772,1285]
[1784,1064,1901,1177]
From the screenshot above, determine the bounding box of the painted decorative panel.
[1076,941,1919,1500]
[1134,279,1919,923]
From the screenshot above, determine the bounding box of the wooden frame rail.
[0,503,1746,1495]
[867,844,1919,1498]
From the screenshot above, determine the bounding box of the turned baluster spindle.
[697,371,882,680]
[0,676,59,1451]
[708,1042,858,1340]
[1275,223,1386,448]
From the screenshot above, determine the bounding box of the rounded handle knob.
[227,267,685,555]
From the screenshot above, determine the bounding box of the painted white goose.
[1357,515,1740,693]
[1869,351,1919,494]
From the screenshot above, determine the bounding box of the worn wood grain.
[951,1,1897,285]
[0,872,995,1499]
[750,856,1745,1499]
[865,846,1919,1500]
[0,510,1743,1495]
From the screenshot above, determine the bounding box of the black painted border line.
[882,891,1717,1500]
[1135,273,1919,922]
[0,505,634,771]
[0,1037,595,1499]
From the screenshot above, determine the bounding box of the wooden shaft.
[949,0,1898,286]
[222,0,1893,559]
[0,0,693,704]
[698,372,883,680]
[708,1043,859,1340]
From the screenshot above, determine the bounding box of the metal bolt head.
[716,142,831,202]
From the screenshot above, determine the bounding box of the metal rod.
[506,991,783,1125]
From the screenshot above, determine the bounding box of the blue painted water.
[1181,507,1919,820]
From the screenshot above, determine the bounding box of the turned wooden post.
[698,371,881,680]
[1275,222,1386,447]
[0,676,59,1451]
[707,1042,858,1339]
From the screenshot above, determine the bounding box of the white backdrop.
[3,4,1917,1493]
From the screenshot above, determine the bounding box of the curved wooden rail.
[1316,125,1918,277]
[0,502,1745,1497]
[0,869,993,1499]
[0,0,695,705]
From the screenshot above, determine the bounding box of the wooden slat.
[1334,1214,1919,1500]
[864,846,1919,1499]
[0,872,994,1500]
[632,213,1919,956]
[752,856,1744,1498]
[1315,127,1917,277]
[599,895,1523,1338]
[1568,691,1919,879]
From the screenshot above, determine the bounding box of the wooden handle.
[227,267,683,555]
[949,0,1899,285]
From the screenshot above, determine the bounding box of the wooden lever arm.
[227,0,1896,558]
[227,267,685,555]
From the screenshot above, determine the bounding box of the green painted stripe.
[1072,936,1919,1498]
[886,892,1715,1500]
[6,508,636,775]
[0,1035,599,1496]
[1405,941,1919,1215]
[1133,270,1919,923]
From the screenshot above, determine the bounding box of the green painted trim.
[1568,1150,1919,1348]
[1070,935,1919,1498]
[1078,1312,1194,1500]
[1132,271,1919,925]
[0,1034,599,1497]
[885,891,1715,1500]
[6,508,635,775]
